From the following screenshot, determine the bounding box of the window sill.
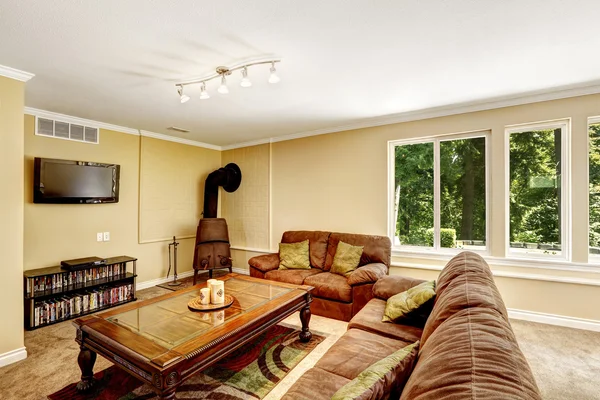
[392,249,600,274]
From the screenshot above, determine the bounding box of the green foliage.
[513,230,541,243]
[590,124,600,248]
[394,137,485,247]
[424,228,456,248]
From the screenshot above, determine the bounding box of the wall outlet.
[96,232,104,242]
[103,232,110,241]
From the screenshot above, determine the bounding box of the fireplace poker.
[167,236,182,286]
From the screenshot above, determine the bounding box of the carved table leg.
[76,345,97,392]
[299,305,312,342]
[159,390,177,399]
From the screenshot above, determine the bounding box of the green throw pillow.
[382,280,436,323]
[278,240,311,270]
[330,241,364,277]
[331,341,420,400]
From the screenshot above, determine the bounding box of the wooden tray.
[188,294,234,311]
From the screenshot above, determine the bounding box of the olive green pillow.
[331,341,420,400]
[330,241,364,277]
[278,240,311,270]
[382,280,436,323]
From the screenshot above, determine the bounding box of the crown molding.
[140,130,221,151]
[24,107,139,135]
[223,81,600,149]
[221,137,271,151]
[0,65,35,82]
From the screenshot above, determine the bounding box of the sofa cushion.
[265,268,322,285]
[382,280,436,323]
[332,341,419,400]
[282,367,350,400]
[400,307,542,400]
[373,275,427,301]
[349,299,423,343]
[279,240,311,270]
[331,241,364,277]
[315,328,411,381]
[304,272,352,302]
[324,232,391,271]
[282,231,331,269]
[421,251,509,347]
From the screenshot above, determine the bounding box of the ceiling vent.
[35,117,99,144]
[167,126,190,133]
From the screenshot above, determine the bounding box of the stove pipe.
[203,163,242,218]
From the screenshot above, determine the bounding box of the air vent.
[35,117,99,144]
[167,126,190,133]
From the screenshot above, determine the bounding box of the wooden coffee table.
[72,273,313,399]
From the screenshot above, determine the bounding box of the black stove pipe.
[202,163,242,218]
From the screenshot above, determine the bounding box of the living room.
[1,1,600,399]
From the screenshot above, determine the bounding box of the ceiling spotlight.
[177,86,190,103]
[199,82,210,99]
[218,75,229,94]
[240,67,252,88]
[268,62,280,84]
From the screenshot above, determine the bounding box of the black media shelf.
[26,273,137,300]
[24,255,137,330]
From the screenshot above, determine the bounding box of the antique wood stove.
[192,163,241,284]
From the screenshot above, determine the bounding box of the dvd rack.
[23,256,137,330]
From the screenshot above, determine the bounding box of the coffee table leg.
[76,344,97,392]
[299,305,312,342]
[159,391,177,399]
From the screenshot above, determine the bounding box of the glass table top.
[106,278,291,349]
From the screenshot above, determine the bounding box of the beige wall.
[23,115,221,283]
[139,136,221,243]
[0,76,25,356]
[242,93,600,321]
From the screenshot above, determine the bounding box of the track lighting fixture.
[177,86,190,103]
[217,75,229,94]
[268,62,280,84]
[175,57,281,103]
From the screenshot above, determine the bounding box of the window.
[506,120,570,259]
[389,132,488,252]
[589,118,600,256]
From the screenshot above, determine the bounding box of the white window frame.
[588,116,600,260]
[504,119,571,261]
[388,130,491,255]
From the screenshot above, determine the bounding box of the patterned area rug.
[48,324,324,400]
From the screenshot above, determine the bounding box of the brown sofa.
[283,251,542,400]
[248,230,391,321]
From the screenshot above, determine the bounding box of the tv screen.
[33,157,120,204]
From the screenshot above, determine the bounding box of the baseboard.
[232,267,249,275]
[137,270,195,290]
[507,308,600,332]
[137,268,249,291]
[0,347,27,368]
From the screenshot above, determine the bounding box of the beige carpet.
[1,283,598,399]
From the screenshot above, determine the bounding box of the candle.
[207,279,217,288]
[199,288,210,305]
[210,280,225,304]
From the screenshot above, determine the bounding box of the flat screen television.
[33,157,120,204]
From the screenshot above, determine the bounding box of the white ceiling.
[2,0,600,147]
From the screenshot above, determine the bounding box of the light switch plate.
[103,232,110,241]
[96,232,104,242]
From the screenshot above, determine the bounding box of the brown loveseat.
[283,251,542,399]
[248,231,391,321]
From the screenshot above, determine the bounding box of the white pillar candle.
[207,279,217,288]
[199,288,211,305]
[210,280,225,304]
